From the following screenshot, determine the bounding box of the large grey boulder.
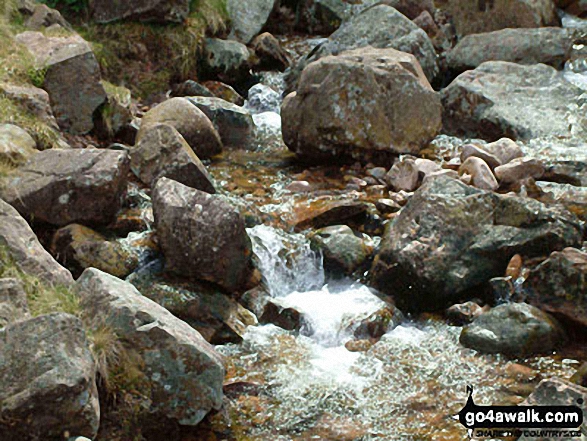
[89,0,190,23]
[131,123,216,193]
[15,32,106,135]
[369,176,583,312]
[282,47,441,163]
[460,303,566,357]
[0,198,73,286]
[227,0,277,44]
[439,0,559,38]
[288,4,438,90]
[0,313,99,439]
[152,178,255,292]
[1,149,129,227]
[138,97,223,159]
[442,61,587,141]
[447,28,575,72]
[76,268,224,426]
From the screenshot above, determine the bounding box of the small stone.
[460,143,502,170]
[494,157,545,184]
[459,156,499,191]
[414,158,442,177]
[385,158,420,192]
[446,301,484,326]
[375,198,402,214]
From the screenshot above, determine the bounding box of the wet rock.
[460,144,501,170]
[442,62,586,141]
[309,225,374,275]
[260,297,306,331]
[246,84,281,114]
[483,138,524,165]
[460,302,566,357]
[447,28,575,73]
[370,176,583,312]
[170,80,214,98]
[138,97,223,159]
[385,158,420,192]
[201,38,252,87]
[283,47,442,163]
[439,0,559,38]
[0,123,36,165]
[94,82,133,140]
[76,268,224,426]
[446,301,485,326]
[152,178,255,292]
[522,247,587,328]
[519,378,587,440]
[0,82,58,131]
[0,199,73,286]
[50,224,139,279]
[351,305,404,340]
[131,123,216,193]
[294,199,369,231]
[186,96,254,149]
[345,339,373,352]
[286,180,312,193]
[490,276,516,302]
[1,149,129,226]
[290,4,439,87]
[203,81,245,106]
[89,0,189,23]
[0,313,99,439]
[458,156,499,191]
[251,32,291,72]
[227,0,277,44]
[15,32,106,135]
[25,3,71,30]
[494,158,546,185]
[129,273,257,344]
[0,278,30,328]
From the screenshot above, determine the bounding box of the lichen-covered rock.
[0,198,73,286]
[186,97,254,149]
[251,32,291,72]
[131,123,216,193]
[447,28,575,72]
[0,278,30,328]
[94,82,133,140]
[15,31,106,135]
[282,47,441,163]
[0,82,58,131]
[439,0,559,37]
[227,0,277,44]
[138,97,223,159]
[1,149,129,226]
[50,224,139,279]
[0,123,36,165]
[522,247,587,328]
[369,176,583,312]
[201,38,252,87]
[460,303,566,357]
[76,268,224,426]
[446,301,485,326]
[89,0,190,23]
[0,313,99,439]
[442,62,586,141]
[152,178,255,292]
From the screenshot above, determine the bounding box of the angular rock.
[246,84,281,114]
[0,82,58,131]
[138,97,223,159]
[413,10,451,52]
[385,158,420,192]
[131,123,216,193]
[309,225,374,275]
[1,149,129,226]
[0,313,99,439]
[0,278,30,328]
[494,157,545,184]
[442,62,587,141]
[15,32,106,135]
[51,224,139,279]
[446,301,485,326]
[186,97,254,149]
[0,123,36,165]
[459,156,499,191]
[370,176,583,311]
[447,28,575,72]
[76,268,224,426]
[152,178,255,292]
[203,81,245,106]
[0,198,73,286]
[294,199,369,231]
[94,82,133,140]
[89,0,190,23]
[460,303,566,357]
[440,0,559,38]
[227,0,277,44]
[201,38,252,86]
[283,47,442,163]
[522,247,587,328]
[251,32,291,72]
[460,144,502,170]
[414,158,442,177]
[170,80,214,98]
[295,0,377,35]
[25,4,71,30]
[483,138,524,165]
[350,305,404,340]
